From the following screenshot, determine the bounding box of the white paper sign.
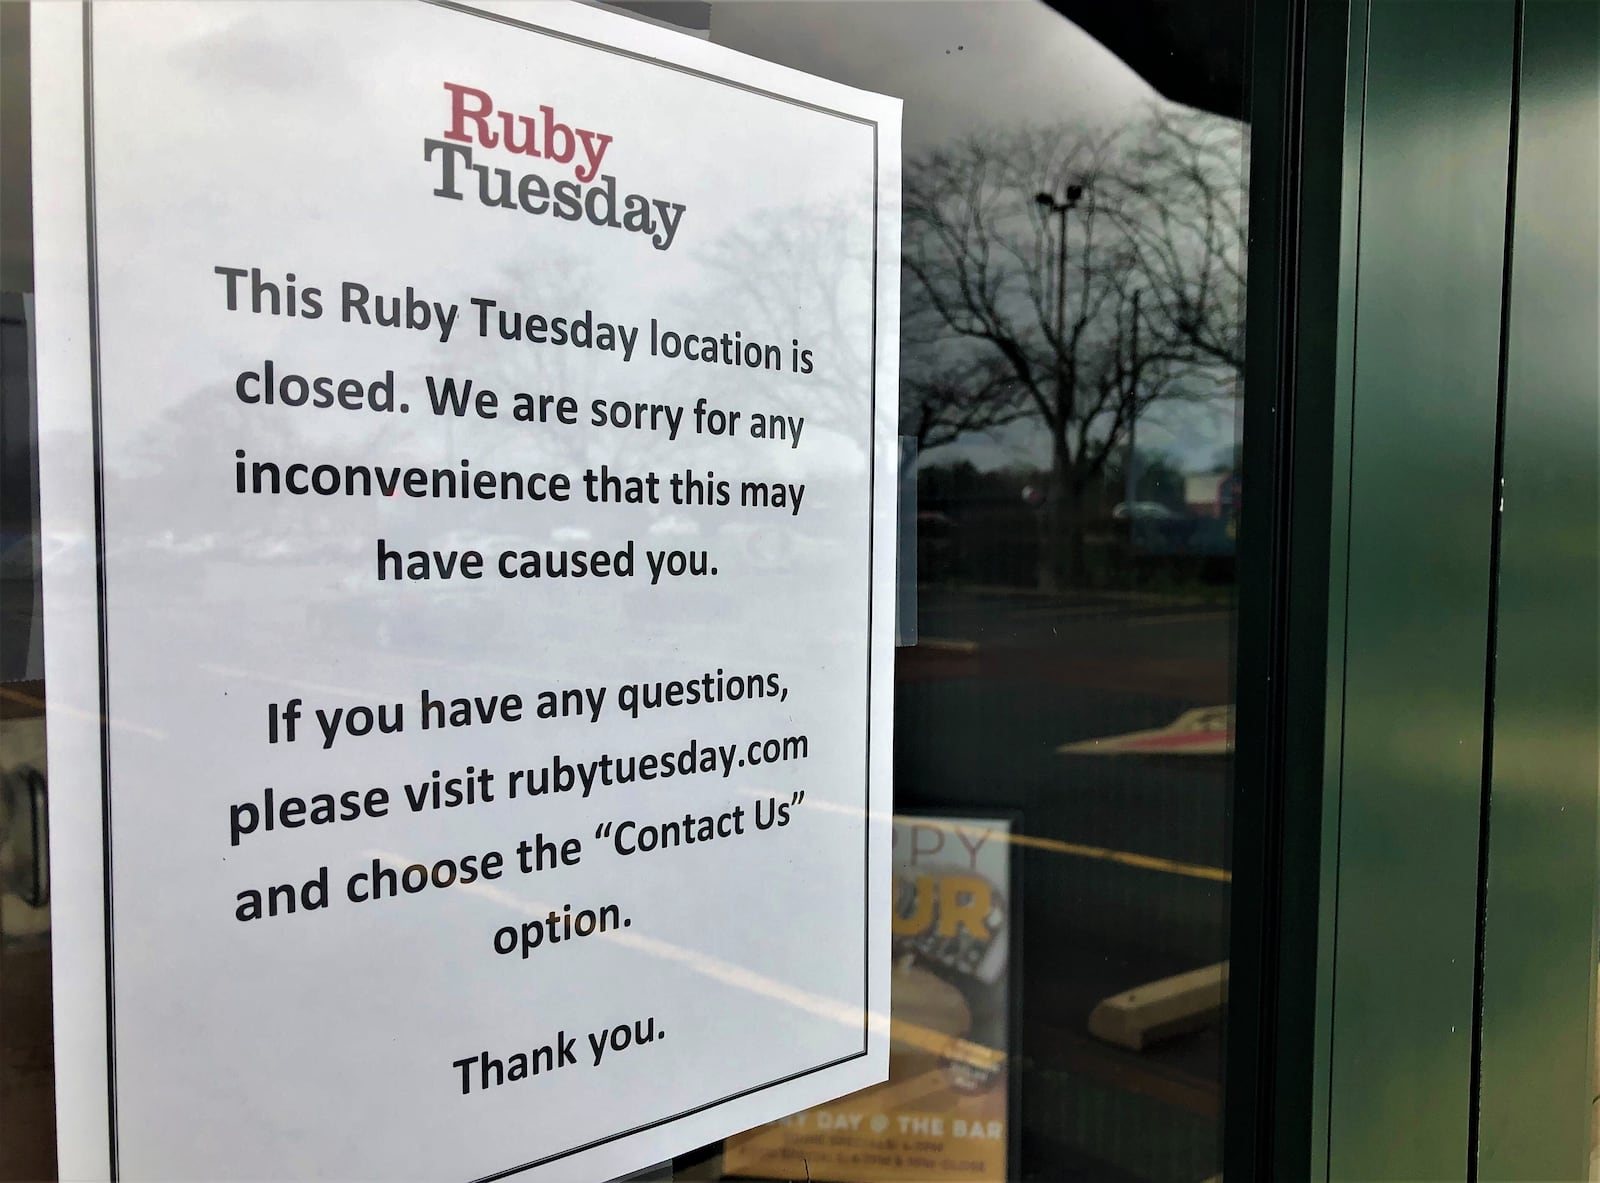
[30,2,899,1178]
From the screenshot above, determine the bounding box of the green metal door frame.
[1476,2,1600,1177]
[1227,1,1598,1179]
[1225,0,1372,1176]
[1326,2,1517,1176]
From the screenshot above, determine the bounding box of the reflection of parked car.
[1111,501,1181,521]
[1115,503,1199,557]
[636,512,844,577]
[306,570,506,654]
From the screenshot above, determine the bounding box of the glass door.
[684,3,1253,1180]
[0,3,1272,1180]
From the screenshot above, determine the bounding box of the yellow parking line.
[1124,611,1232,627]
[1000,831,1229,884]
[0,685,166,739]
[744,798,1232,885]
[905,816,1232,884]
[1009,603,1115,620]
[916,637,980,654]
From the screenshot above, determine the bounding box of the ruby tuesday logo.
[423,82,686,250]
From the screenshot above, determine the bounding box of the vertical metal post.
[1475,2,1599,1176]
[1323,2,1518,1177]
[1054,204,1066,370]
[1126,288,1140,510]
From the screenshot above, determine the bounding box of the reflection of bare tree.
[691,198,876,442]
[1119,107,1248,373]
[902,109,1245,589]
[900,353,1031,450]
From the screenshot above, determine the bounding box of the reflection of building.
[1183,474,1225,518]
[1182,473,1241,531]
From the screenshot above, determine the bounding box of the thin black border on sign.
[81,1,883,1179]
[80,5,120,1173]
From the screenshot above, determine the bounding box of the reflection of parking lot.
[27,508,858,668]
[646,509,850,586]
[0,580,38,679]
[898,586,1234,1173]
[306,577,509,655]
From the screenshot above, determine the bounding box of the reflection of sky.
[712,0,1158,149]
[712,0,1243,475]
[66,0,879,443]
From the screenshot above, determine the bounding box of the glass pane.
[1,5,55,1181]
[1,3,1248,1180]
[684,3,1247,1181]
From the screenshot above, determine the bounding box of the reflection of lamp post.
[1034,184,1085,367]
[1034,183,1084,590]
[1126,287,1142,513]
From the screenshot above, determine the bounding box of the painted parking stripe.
[1057,706,1234,756]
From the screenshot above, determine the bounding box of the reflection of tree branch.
[1114,106,1249,372]
[900,107,1246,587]
[686,198,876,444]
[902,355,1033,451]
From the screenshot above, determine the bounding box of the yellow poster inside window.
[725,816,1014,1182]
